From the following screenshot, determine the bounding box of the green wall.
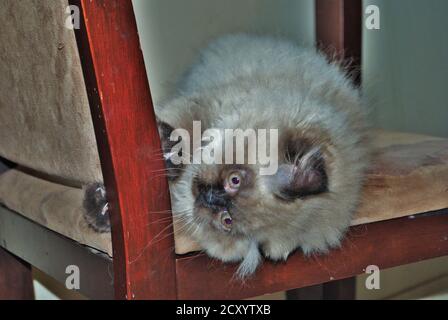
[363,0,448,137]
[132,0,315,103]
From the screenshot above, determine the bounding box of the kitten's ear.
[157,120,184,181]
[157,120,175,145]
[272,144,328,201]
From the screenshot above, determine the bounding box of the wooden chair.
[1,0,447,300]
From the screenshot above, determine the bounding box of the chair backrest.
[71,0,176,299]
[316,0,362,85]
[0,0,102,186]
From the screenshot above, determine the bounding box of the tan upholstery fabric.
[0,130,447,256]
[0,169,112,256]
[353,130,448,225]
[0,0,103,186]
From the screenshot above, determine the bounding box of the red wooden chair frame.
[1,0,447,300]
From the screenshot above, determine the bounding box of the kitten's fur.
[84,34,369,277]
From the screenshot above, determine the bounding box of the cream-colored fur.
[156,34,369,277]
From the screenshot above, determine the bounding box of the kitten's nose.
[196,187,228,211]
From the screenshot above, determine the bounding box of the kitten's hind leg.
[82,183,111,233]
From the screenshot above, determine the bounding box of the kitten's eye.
[229,172,242,188]
[225,172,243,194]
[223,168,251,196]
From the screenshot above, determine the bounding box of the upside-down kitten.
[84,34,369,277]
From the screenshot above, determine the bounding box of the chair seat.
[1,130,447,256]
[0,168,113,256]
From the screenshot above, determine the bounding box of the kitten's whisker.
[144,215,188,226]
[150,167,190,173]
[142,211,199,248]
[150,207,193,214]
[144,211,193,226]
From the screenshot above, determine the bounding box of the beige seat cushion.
[0,169,112,256]
[0,168,112,256]
[1,130,447,256]
[0,0,103,186]
[353,130,448,225]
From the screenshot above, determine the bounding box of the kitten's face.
[192,163,262,235]
[159,118,330,238]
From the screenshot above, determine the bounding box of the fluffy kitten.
[85,34,369,278]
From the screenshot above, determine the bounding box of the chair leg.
[0,247,34,300]
[322,277,356,300]
[286,277,356,300]
[286,283,323,300]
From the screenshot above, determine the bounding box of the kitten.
[84,34,369,278]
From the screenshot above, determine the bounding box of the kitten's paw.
[299,228,344,256]
[202,236,262,278]
[261,241,294,262]
[83,183,111,233]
